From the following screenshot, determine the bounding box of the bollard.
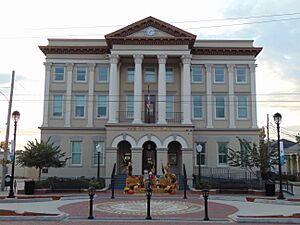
[202,189,209,221]
[145,179,153,220]
[88,187,96,219]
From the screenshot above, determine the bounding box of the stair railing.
[111,163,116,199]
[183,163,187,199]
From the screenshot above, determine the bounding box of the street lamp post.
[88,187,96,219]
[202,189,210,221]
[96,144,102,180]
[7,111,20,198]
[196,144,203,183]
[273,112,285,200]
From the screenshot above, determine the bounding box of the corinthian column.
[249,64,258,128]
[157,54,167,124]
[42,62,52,127]
[64,63,73,127]
[133,54,143,124]
[108,54,119,123]
[181,55,192,124]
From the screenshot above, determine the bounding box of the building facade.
[39,17,262,183]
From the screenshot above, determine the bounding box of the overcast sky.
[0,0,299,148]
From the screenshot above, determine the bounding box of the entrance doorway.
[117,141,131,175]
[167,141,182,175]
[142,141,157,174]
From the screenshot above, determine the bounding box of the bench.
[51,181,82,192]
[218,181,249,194]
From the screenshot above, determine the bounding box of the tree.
[296,133,300,145]
[227,128,278,180]
[17,138,68,180]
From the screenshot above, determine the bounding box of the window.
[52,95,63,117]
[237,96,248,119]
[99,67,108,82]
[193,95,203,119]
[166,67,174,82]
[126,95,134,119]
[54,66,64,81]
[127,67,134,82]
[76,66,86,81]
[97,96,107,118]
[145,67,156,82]
[75,95,85,118]
[166,96,174,119]
[71,141,82,165]
[93,142,104,165]
[236,67,247,83]
[215,96,225,118]
[214,66,225,83]
[218,142,228,165]
[196,143,206,166]
[192,67,203,82]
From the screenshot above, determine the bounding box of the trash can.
[265,182,275,196]
[24,180,35,195]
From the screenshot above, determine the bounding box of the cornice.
[39,46,110,56]
[191,47,263,57]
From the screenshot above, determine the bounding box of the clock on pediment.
[145,27,156,36]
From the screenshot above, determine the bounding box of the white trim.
[162,135,188,149]
[111,134,137,148]
[137,135,162,148]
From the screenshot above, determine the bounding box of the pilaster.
[249,64,258,128]
[64,63,73,127]
[205,64,213,128]
[87,63,96,127]
[227,64,236,128]
[42,62,52,127]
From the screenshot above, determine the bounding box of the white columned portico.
[205,64,213,128]
[64,63,73,127]
[157,55,167,124]
[133,54,144,124]
[181,55,192,124]
[249,64,258,128]
[87,64,95,127]
[42,62,52,127]
[227,64,236,128]
[108,54,119,123]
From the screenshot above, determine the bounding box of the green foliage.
[227,129,278,180]
[17,138,68,180]
[194,180,217,189]
[34,176,105,189]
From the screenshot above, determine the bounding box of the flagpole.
[147,85,150,123]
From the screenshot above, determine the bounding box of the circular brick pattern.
[95,200,203,215]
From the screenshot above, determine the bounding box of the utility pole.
[1,71,15,191]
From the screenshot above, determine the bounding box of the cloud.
[0,72,28,85]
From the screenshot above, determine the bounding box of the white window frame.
[166,95,174,119]
[52,95,63,118]
[192,95,203,119]
[214,66,225,83]
[54,66,65,82]
[71,141,82,166]
[192,66,203,83]
[166,67,174,83]
[76,65,87,82]
[75,95,85,118]
[98,66,109,82]
[127,67,134,83]
[236,67,247,83]
[126,95,134,119]
[93,141,105,166]
[97,95,108,118]
[218,142,228,166]
[145,67,156,83]
[215,96,225,119]
[237,95,248,119]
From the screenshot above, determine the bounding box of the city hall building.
[39,17,262,183]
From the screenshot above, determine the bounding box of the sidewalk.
[0,183,299,224]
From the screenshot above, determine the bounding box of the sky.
[0,0,299,149]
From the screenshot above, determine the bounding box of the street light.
[7,110,20,198]
[145,173,153,220]
[196,143,203,183]
[96,144,102,180]
[273,112,285,200]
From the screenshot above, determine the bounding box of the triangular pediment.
[105,16,196,48]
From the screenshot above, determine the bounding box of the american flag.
[147,85,150,112]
